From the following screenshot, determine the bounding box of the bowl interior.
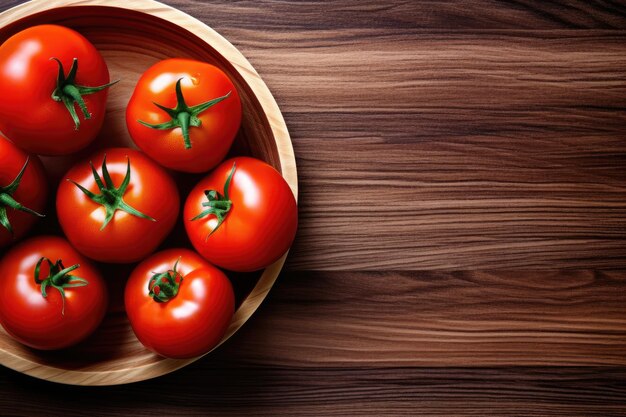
[0,4,286,382]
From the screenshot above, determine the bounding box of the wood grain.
[2,365,626,417]
[272,30,626,270]
[209,270,626,367]
[1,0,626,415]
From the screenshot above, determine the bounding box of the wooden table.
[1,0,626,415]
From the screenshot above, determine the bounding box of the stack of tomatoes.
[0,25,297,358]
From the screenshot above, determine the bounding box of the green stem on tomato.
[68,154,155,230]
[34,257,88,315]
[189,162,236,239]
[0,157,45,235]
[148,258,183,303]
[137,78,231,150]
[50,57,119,130]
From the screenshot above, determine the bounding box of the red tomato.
[184,157,297,272]
[0,137,46,247]
[0,25,116,155]
[126,58,241,173]
[57,148,179,263]
[0,236,108,350]
[124,248,234,358]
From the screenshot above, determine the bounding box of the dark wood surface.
[2,0,626,415]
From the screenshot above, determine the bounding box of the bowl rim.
[0,0,297,385]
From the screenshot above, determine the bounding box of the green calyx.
[190,162,235,239]
[69,154,155,230]
[138,78,231,149]
[34,257,88,315]
[148,258,183,303]
[0,157,45,234]
[50,57,119,130]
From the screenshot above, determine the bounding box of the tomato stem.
[50,57,119,130]
[62,84,90,119]
[68,154,155,230]
[177,112,192,149]
[137,78,231,150]
[0,157,45,235]
[148,258,183,303]
[34,257,88,316]
[190,162,236,239]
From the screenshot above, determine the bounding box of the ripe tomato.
[126,58,241,173]
[0,137,46,247]
[0,25,116,155]
[57,148,179,263]
[0,236,108,350]
[184,157,297,272]
[124,248,234,358]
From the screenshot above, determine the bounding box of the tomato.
[0,25,116,155]
[57,148,179,263]
[126,58,241,173]
[124,248,234,358]
[0,236,108,350]
[184,157,297,272]
[0,137,46,247]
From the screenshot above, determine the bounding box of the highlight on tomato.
[57,147,180,263]
[0,137,47,247]
[184,157,298,272]
[0,236,108,350]
[124,248,235,359]
[0,25,117,155]
[126,58,242,173]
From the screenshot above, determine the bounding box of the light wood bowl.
[0,0,297,385]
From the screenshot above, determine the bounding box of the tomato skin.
[184,157,297,272]
[0,137,47,247]
[126,58,242,173]
[0,236,108,350]
[56,148,180,263]
[0,25,111,155]
[124,248,234,358]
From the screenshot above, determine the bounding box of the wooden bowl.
[0,0,297,385]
